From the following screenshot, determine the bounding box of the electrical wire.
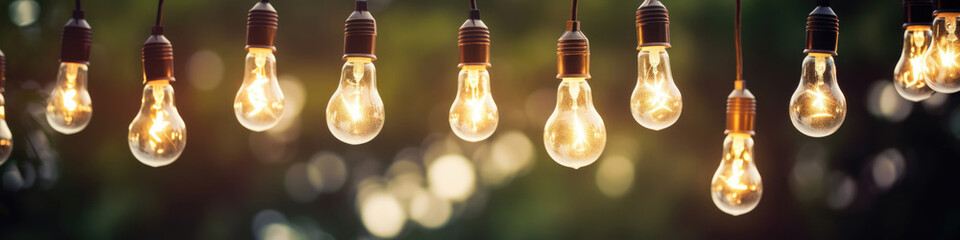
[155,0,164,27]
[735,0,742,82]
[75,0,81,10]
[571,0,579,21]
[469,0,477,10]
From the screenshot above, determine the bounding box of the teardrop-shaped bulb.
[326,57,384,145]
[128,81,186,167]
[789,53,846,137]
[894,26,936,101]
[544,78,606,169]
[234,48,284,132]
[711,133,762,216]
[925,13,960,93]
[631,46,681,130]
[46,62,92,134]
[0,94,13,166]
[449,65,498,142]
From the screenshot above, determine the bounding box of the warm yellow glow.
[711,133,762,216]
[449,65,498,142]
[789,53,846,137]
[544,78,606,169]
[326,57,384,145]
[631,46,682,131]
[234,48,284,132]
[46,62,92,135]
[926,13,960,93]
[894,26,936,101]
[0,93,12,165]
[129,80,186,167]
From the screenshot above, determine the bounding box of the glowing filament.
[905,30,931,89]
[643,50,673,114]
[149,88,170,154]
[244,53,271,117]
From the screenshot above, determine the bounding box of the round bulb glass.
[449,65,498,142]
[631,46,681,130]
[544,78,606,169]
[789,53,846,137]
[326,57,384,145]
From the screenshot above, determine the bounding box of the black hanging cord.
[73,0,84,18]
[262,0,270,3]
[75,0,81,10]
[571,0,579,21]
[155,0,164,27]
[735,0,742,83]
[469,0,477,10]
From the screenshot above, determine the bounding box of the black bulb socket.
[804,3,839,56]
[936,0,960,14]
[343,1,377,60]
[141,26,175,83]
[61,10,92,64]
[904,0,935,27]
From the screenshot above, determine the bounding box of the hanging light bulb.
[714,87,762,216]
[894,0,936,101]
[0,49,13,165]
[789,0,846,137]
[450,0,498,142]
[925,0,960,92]
[544,0,606,169]
[46,0,93,135]
[234,0,284,132]
[632,0,681,131]
[711,0,761,216]
[326,0,384,145]
[128,0,186,167]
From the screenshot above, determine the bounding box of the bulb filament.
[244,52,274,117]
[905,30,931,89]
[465,69,485,131]
[803,56,833,118]
[148,85,170,154]
[343,58,367,128]
[642,49,674,114]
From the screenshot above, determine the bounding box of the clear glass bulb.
[326,57,384,145]
[234,47,284,132]
[128,80,186,167]
[449,65,498,142]
[46,62,92,134]
[710,133,762,216]
[894,26,936,101]
[925,13,960,93]
[631,46,681,130]
[544,78,606,169]
[0,94,13,166]
[789,53,846,137]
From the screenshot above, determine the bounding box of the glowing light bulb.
[631,46,681,130]
[326,57,383,145]
[45,62,92,134]
[544,78,606,169]
[234,47,284,132]
[128,80,186,167]
[711,133,762,216]
[449,65,498,142]
[789,53,846,137]
[894,26,936,101]
[926,12,960,92]
[0,93,12,165]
